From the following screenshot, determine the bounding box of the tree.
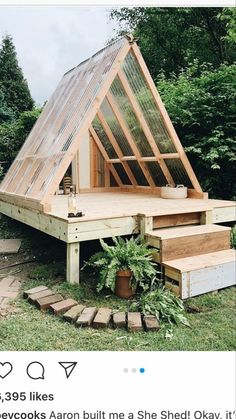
[0,108,41,163]
[0,35,34,115]
[0,88,14,123]
[110,8,236,79]
[157,63,236,200]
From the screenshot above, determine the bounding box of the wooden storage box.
[163,249,236,299]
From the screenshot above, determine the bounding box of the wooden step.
[163,249,236,299]
[146,224,231,261]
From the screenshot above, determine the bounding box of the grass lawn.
[0,214,235,351]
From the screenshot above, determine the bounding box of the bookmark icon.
[58,362,77,378]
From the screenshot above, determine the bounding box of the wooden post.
[140,216,153,239]
[66,242,80,284]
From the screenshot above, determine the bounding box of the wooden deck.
[49,192,235,222]
[1,192,235,286]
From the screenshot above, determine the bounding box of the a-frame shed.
[0,35,203,212]
[0,35,235,293]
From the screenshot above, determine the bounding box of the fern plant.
[83,236,157,293]
[130,287,190,336]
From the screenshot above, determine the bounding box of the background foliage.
[0,35,41,178]
[110,7,236,199]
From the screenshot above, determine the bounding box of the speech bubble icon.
[26,362,45,380]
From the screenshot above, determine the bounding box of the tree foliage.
[0,88,14,124]
[157,63,236,199]
[0,35,34,115]
[0,108,41,163]
[110,7,236,199]
[110,7,236,79]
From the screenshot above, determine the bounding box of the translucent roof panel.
[109,77,154,157]
[146,161,168,186]
[92,116,118,159]
[0,38,126,199]
[126,161,149,186]
[164,159,193,188]
[100,98,133,156]
[122,51,176,154]
[113,163,132,185]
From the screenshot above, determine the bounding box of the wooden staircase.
[139,209,236,299]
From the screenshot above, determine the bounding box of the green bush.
[0,108,41,163]
[158,63,236,199]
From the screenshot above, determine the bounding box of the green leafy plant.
[131,287,190,329]
[83,236,158,293]
[231,225,236,249]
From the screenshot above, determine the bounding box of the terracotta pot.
[115,270,136,299]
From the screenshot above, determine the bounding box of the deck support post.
[66,242,80,284]
[139,216,153,240]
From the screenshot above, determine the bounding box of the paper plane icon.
[58,362,77,378]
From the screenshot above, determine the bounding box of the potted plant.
[83,236,157,299]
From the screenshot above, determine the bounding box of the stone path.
[0,276,21,309]
[24,285,160,332]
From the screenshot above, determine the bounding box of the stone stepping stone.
[23,285,48,299]
[0,276,21,289]
[50,299,77,315]
[0,239,21,254]
[93,308,112,329]
[127,312,142,332]
[0,276,21,310]
[113,312,126,328]
[76,307,97,327]
[36,294,63,311]
[28,289,54,303]
[63,304,86,322]
[143,315,160,331]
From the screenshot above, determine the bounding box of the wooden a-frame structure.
[0,35,204,213]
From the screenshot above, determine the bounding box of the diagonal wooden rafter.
[131,43,202,192]
[117,70,175,186]
[106,92,155,187]
[96,110,138,186]
[89,126,122,186]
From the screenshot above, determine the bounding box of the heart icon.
[0,362,13,379]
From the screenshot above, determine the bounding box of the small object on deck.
[0,239,21,254]
[93,308,112,328]
[63,304,86,322]
[127,312,142,332]
[28,289,54,303]
[76,307,97,327]
[50,299,77,315]
[113,312,126,328]
[143,315,160,332]
[161,184,187,199]
[23,285,48,299]
[63,176,72,195]
[36,294,63,311]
